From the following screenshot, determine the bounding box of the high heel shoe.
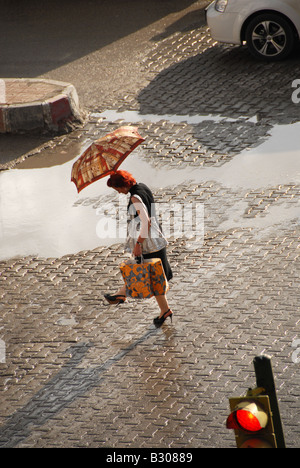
[104,294,126,305]
[153,309,173,328]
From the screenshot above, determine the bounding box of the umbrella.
[71,126,145,193]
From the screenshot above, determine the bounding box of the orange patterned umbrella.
[71,126,145,193]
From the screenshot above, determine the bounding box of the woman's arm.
[131,196,151,257]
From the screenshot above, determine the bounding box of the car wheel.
[245,13,295,61]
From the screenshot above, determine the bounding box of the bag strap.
[135,255,144,264]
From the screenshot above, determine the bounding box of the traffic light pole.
[253,355,286,449]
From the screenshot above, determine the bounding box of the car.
[206,0,300,61]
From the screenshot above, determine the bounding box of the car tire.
[245,13,295,61]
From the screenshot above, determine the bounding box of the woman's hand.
[133,242,142,258]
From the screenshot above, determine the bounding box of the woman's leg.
[115,284,126,297]
[104,283,126,305]
[155,294,171,318]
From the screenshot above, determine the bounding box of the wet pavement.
[0,0,300,449]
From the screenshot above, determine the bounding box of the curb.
[0,78,84,134]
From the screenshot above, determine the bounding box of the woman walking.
[104,170,173,327]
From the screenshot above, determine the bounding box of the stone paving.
[0,80,64,105]
[0,7,300,449]
[0,78,83,134]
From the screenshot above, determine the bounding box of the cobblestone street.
[0,1,300,449]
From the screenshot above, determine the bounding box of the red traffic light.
[226,401,268,432]
[236,409,263,432]
[226,357,285,449]
[226,395,277,448]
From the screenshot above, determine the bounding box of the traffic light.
[226,387,277,448]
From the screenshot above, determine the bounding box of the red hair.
[107,170,136,189]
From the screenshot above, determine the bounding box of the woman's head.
[107,171,136,194]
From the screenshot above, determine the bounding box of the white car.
[206,0,300,60]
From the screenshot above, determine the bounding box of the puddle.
[0,146,193,261]
[0,152,109,261]
[97,109,249,125]
[15,136,84,170]
[219,201,300,234]
[0,118,299,261]
[210,123,300,189]
[0,134,51,168]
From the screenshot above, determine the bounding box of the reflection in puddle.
[0,152,110,261]
[0,143,191,261]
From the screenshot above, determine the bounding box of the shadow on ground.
[0,328,157,448]
[0,0,197,77]
[138,42,300,123]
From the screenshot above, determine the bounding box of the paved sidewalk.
[0,12,300,449]
[0,196,299,448]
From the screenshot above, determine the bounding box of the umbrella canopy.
[71,126,145,193]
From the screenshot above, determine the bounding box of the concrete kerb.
[0,78,85,134]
